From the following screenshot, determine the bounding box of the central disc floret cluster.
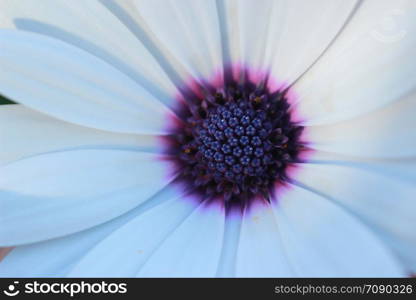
[194,100,277,185]
[167,75,304,207]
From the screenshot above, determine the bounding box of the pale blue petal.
[235,202,295,277]
[307,91,416,158]
[272,184,405,277]
[294,162,416,273]
[136,202,225,277]
[0,29,174,134]
[68,188,199,277]
[0,149,171,245]
[0,0,176,106]
[0,105,159,165]
[294,0,416,125]
[133,0,223,82]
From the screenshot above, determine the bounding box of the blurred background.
[0,95,14,260]
[0,94,15,105]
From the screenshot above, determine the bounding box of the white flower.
[0,0,415,277]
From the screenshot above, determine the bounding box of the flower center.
[165,69,304,208]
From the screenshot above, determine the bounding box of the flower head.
[0,0,415,277]
[165,66,305,208]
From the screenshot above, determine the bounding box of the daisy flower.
[0,0,415,277]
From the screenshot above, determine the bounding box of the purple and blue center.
[165,68,305,209]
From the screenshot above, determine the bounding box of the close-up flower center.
[0,0,414,279]
[166,70,305,208]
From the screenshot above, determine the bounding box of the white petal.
[95,0,195,90]
[308,151,416,184]
[227,0,358,85]
[0,29,175,134]
[235,202,295,277]
[0,183,184,277]
[294,0,416,125]
[68,189,199,277]
[136,202,225,277]
[306,90,416,158]
[0,0,177,106]
[0,105,159,165]
[0,220,123,277]
[294,162,416,273]
[216,210,242,277]
[132,0,223,82]
[0,149,172,245]
[273,184,404,277]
